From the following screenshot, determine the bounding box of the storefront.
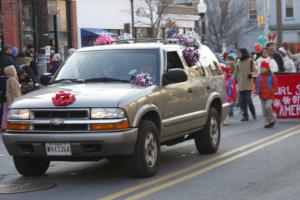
[1,0,77,57]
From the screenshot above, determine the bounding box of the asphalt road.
[1,97,300,200]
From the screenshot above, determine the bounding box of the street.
[1,97,300,200]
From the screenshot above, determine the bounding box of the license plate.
[45,143,71,156]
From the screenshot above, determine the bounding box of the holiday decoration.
[130,72,153,87]
[254,43,262,53]
[173,33,200,67]
[96,35,114,45]
[258,35,267,46]
[52,91,76,106]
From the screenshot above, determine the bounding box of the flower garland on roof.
[173,33,200,67]
[96,35,114,45]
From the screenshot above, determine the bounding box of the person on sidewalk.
[0,44,18,129]
[1,65,22,129]
[266,42,285,73]
[221,66,237,126]
[233,48,257,122]
[254,61,278,128]
[256,48,278,73]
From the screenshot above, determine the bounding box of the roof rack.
[116,38,180,45]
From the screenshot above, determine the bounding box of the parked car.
[2,42,229,177]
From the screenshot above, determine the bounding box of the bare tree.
[135,0,173,38]
[205,0,258,52]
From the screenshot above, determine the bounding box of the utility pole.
[263,0,270,36]
[130,0,135,38]
[276,0,282,45]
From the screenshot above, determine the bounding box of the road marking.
[125,129,300,200]
[100,125,300,200]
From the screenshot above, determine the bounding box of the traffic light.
[257,15,265,27]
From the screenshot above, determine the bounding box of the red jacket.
[254,73,278,100]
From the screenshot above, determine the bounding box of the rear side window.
[167,51,184,70]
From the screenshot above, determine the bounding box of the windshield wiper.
[51,78,85,84]
[84,77,130,83]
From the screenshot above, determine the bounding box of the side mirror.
[39,73,52,86]
[163,69,188,85]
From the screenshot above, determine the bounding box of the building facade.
[76,0,200,47]
[0,0,78,55]
[269,0,300,51]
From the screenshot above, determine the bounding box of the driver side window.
[167,52,184,71]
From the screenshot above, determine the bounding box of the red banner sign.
[273,73,300,119]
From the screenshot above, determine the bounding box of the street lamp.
[197,0,207,44]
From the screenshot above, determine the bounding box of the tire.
[130,120,160,178]
[13,156,50,177]
[195,107,220,154]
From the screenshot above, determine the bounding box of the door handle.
[188,88,193,93]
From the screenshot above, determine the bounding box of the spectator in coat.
[266,42,285,72]
[233,48,257,121]
[278,47,297,73]
[1,65,22,129]
[0,44,17,75]
[51,53,61,74]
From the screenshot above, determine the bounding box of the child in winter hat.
[254,61,278,128]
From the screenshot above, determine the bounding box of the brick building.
[0,0,78,55]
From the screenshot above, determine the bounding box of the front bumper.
[2,128,138,159]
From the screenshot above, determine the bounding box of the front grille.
[30,109,89,132]
[33,124,88,131]
[32,109,89,119]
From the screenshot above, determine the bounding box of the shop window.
[21,0,35,48]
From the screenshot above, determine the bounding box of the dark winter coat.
[0,52,17,76]
[272,51,285,72]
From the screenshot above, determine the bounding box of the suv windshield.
[54,49,160,85]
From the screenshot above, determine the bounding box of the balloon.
[258,35,267,46]
[254,43,262,53]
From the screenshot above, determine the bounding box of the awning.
[80,28,118,37]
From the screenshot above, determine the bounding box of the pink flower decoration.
[96,35,113,45]
[130,72,153,87]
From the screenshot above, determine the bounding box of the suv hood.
[12,83,156,109]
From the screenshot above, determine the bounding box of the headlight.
[8,109,30,120]
[91,108,126,119]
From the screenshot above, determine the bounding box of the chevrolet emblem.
[50,119,64,126]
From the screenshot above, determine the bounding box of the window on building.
[285,0,294,18]
[249,0,257,20]
[173,0,193,6]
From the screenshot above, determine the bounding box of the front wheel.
[195,107,220,154]
[129,120,160,178]
[13,156,50,177]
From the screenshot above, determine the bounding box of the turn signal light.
[90,120,129,131]
[6,123,29,131]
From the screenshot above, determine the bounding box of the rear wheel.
[130,120,160,178]
[194,107,220,154]
[13,156,50,177]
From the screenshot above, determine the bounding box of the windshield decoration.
[52,91,76,106]
[130,71,153,87]
[174,33,200,67]
[96,35,114,45]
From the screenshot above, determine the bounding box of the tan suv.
[2,42,229,177]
